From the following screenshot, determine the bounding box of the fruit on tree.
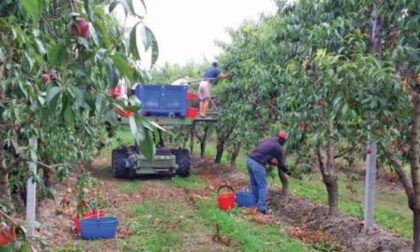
[41,73,51,83]
[11,124,19,131]
[68,18,90,38]
[412,91,418,101]
[399,145,408,154]
[390,29,399,38]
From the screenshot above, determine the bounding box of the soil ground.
[36,153,412,252]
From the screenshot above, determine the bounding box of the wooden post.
[26,137,37,238]
[363,142,377,228]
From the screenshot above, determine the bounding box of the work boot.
[258,208,271,215]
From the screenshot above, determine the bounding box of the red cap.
[278,130,288,140]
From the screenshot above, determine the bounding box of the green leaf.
[0,242,14,252]
[46,87,62,103]
[93,21,112,49]
[109,0,130,17]
[112,53,132,80]
[138,0,147,13]
[140,129,155,160]
[47,41,68,66]
[35,38,46,55]
[125,104,141,112]
[109,1,121,14]
[95,93,106,113]
[24,52,35,70]
[20,240,31,252]
[83,0,92,19]
[125,0,136,15]
[141,25,151,51]
[129,22,141,60]
[0,47,4,62]
[43,187,55,200]
[18,81,28,98]
[71,87,85,109]
[144,26,159,66]
[106,60,119,87]
[63,104,75,128]
[21,0,40,19]
[128,116,144,142]
[37,95,45,105]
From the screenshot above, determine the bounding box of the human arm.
[218,72,230,80]
[274,151,290,175]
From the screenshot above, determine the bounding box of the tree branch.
[334,146,354,159]
[316,146,327,178]
[383,146,414,204]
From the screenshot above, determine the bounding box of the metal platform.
[146,116,194,126]
[192,113,218,122]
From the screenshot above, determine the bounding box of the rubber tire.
[171,148,191,177]
[112,147,134,179]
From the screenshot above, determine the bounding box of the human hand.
[270,157,279,166]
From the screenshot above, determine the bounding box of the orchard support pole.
[363,142,377,228]
[363,1,381,230]
[26,137,37,238]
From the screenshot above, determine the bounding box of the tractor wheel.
[171,148,191,177]
[112,147,135,179]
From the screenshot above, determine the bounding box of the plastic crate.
[235,191,256,207]
[135,84,188,117]
[79,216,119,240]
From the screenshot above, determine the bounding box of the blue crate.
[235,191,256,207]
[79,216,119,240]
[135,84,188,117]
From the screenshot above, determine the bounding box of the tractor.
[111,83,215,179]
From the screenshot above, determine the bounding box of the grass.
[195,198,305,251]
[171,172,207,189]
[125,199,189,251]
[169,168,306,252]
[191,140,413,239]
[118,192,237,251]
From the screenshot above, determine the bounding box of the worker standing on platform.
[197,60,230,118]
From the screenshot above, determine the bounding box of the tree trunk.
[316,120,338,215]
[215,138,225,163]
[200,141,206,159]
[410,88,420,210]
[411,88,420,252]
[182,126,189,149]
[414,210,420,252]
[278,169,288,197]
[214,123,236,163]
[43,167,55,187]
[229,142,241,168]
[197,125,210,159]
[325,175,338,215]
